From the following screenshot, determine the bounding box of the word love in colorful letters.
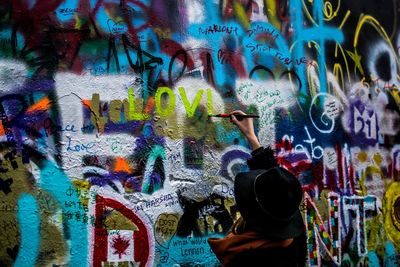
[87,86,213,130]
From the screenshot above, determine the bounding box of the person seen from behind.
[208,110,307,267]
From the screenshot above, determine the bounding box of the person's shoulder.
[229,248,281,267]
[228,239,306,267]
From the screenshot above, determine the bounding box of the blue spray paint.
[14,194,40,267]
[384,241,399,267]
[368,251,381,267]
[243,22,291,78]
[156,236,221,266]
[290,0,343,97]
[38,160,88,267]
[55,0,79,23]
[142,144,166,193]
[188,1,244,89]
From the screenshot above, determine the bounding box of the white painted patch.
[235,78,297,146]
[324,147,338,170]
[0,59,27,96]
[107,230,134,262]
[55,73,138,179]
[186,0,205,24]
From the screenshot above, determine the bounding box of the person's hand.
[230,110,254,138]
[230,110,261,150]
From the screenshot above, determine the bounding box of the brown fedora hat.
[234,167,305,239]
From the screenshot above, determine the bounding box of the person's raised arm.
[230,110,278,170]
[230,110,261,151]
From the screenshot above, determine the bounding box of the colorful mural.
[0,0,399,266]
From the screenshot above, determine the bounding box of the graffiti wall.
[0,0,399,266]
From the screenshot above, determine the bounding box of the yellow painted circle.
[384,182,400,250]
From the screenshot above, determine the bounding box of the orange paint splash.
[82,99,91,109]
[0,121,5,136]
[144,96,155,114]
[26,97,51,113]
[114,157,133,173]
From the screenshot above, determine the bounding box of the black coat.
[215,147,307,267]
